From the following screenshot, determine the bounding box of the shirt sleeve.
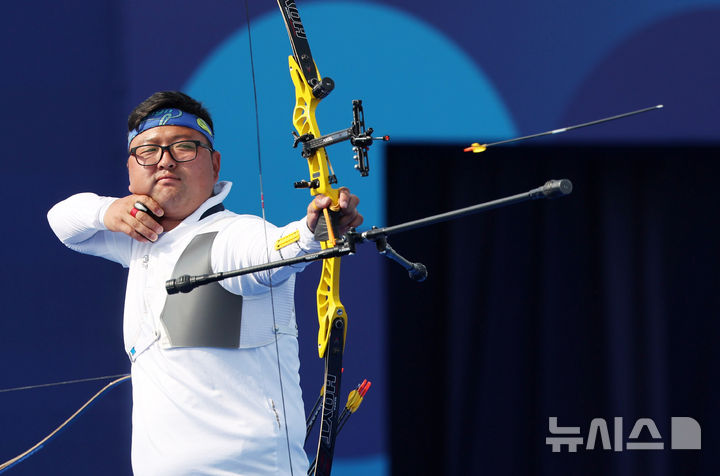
[47,193,134,267]
[213,215,322,296]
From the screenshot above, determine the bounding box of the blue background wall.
[0,1,717,474]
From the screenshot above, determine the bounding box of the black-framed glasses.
[129,140,213,166]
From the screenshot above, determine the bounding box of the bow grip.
[314,206,341,242]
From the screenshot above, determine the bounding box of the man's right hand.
[104,195,165,243]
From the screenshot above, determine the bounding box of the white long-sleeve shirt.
[47,181,318,475]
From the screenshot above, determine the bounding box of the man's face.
[127,125,220,220]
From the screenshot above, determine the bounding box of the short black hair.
[128,91,214,133]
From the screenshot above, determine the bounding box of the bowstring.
[0,373,130,394]
[243,2,295,474]
[0,374,131,472]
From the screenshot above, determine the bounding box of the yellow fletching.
[345,389,365,413]
[463,143,487,153]
[345,389,359,410]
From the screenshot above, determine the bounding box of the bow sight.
[292,99,389,189]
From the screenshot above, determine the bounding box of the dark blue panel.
[561,10,720,142]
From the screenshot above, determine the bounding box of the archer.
[47,91,361,475]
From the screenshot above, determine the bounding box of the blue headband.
[127,108,214,148]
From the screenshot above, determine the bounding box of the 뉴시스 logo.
[546,416,701,452]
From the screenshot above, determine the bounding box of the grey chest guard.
[160,231,243,348]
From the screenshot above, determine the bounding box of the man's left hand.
[306,187,363,236]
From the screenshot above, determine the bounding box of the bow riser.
[289,56,340,206]
[287,55,347,360]
[316,256,346,358]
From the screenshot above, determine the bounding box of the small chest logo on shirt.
[142,255,149,269]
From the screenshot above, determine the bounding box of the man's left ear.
[212,150,221,180]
